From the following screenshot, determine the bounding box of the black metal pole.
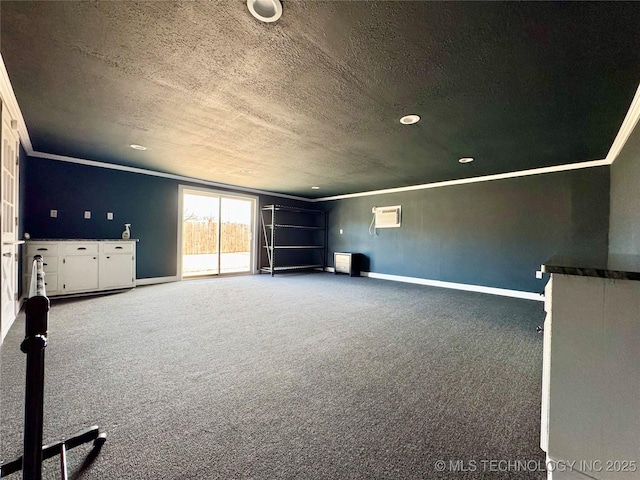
[0,255,106,479]
[19,256,50,480]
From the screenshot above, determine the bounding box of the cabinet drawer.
[24,255,58,273]
[41,256,59,273]
[27,243,59,257]
[335,264,351,274]
[25,273,59,294]
[62,243,99,255]
[102,242,134,254]
[335,254,351,269]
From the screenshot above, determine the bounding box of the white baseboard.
[135,276,180,286]
[338,270,543,301]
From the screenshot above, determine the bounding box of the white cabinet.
[99,242,135,289]
[24,240,136,297]
[25,242,61,295]
[60,242,99,293]
[334,252,361,276]
[541,271,640,480]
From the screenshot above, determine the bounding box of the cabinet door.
[100,254,133,289]
[60,255,99,293]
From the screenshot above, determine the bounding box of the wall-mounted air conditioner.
[374,205,401,228]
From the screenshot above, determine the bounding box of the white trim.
[606,82,640,164]
[0,53,33,153]
[30,150,612,204]
[32,150,311,202]
[314,159,610,201]
[135,276,179,286]
[360,271,544,301]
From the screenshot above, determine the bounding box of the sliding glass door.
[180,188,256,278]
[219,197,253,274]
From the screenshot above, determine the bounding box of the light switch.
[107,212,114,220]
[84,211,91,219]
[339,229,343,235]
[536,270,543,279]
[50,209,57,218]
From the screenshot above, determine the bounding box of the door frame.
[1,99,21,342]
[177,185,258,279]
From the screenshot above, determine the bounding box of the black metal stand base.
[0,426,106,478]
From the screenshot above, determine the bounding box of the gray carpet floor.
[1,273,546,479]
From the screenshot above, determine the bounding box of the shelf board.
[262,205,324,214]
[271,224,324,230]
[263,245,324,249]
[261,264,324,272]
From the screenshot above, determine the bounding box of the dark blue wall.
[22,157,178,278]
[22,156,610,292]
[322,167,610,293]
[21,157,310,279]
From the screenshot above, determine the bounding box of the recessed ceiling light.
[247,0,282,23]
[459,157,474,164]
[400,114,420,125]
[129,144,147,151]
[241,169,254,174]
[311,186,320,190]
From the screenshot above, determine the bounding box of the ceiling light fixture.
[400,114,420,125]
[241,169,253,174]
[247,0,282,23]
[459,157,474,164]
[129,144,147,151]
[311,186,320,190]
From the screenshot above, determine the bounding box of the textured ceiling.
[1,1,640,198]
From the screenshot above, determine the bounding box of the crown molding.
[313,159,610,202]
[606,82,640,164]
[30,150,312,202]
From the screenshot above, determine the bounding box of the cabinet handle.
[115,246,123,250]
[106,256,110,259]
[37,248,48,251]
[93,257,97,260]
[77,247,87,250]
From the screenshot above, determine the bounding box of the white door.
[1,101,20,341]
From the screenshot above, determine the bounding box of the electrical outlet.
[536,270,543,279]
[84,211,91,219]
[107,212,114,220]
[372,206,376,213]
[339,229,343,235]
[50,209,57,218]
